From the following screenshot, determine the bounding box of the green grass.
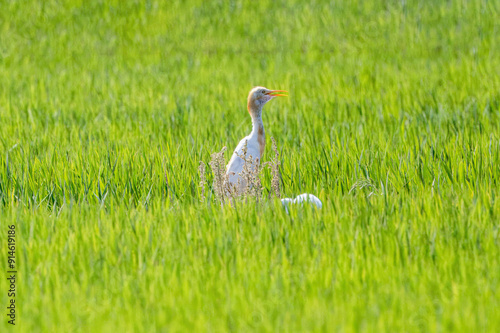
[1,0,499,331]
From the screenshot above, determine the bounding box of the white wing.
[293,193,323,209]
[281,193,323,212]
[226,136,261,194]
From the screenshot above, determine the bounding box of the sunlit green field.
[1,0,499,331]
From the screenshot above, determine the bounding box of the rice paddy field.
[1,0,499,332]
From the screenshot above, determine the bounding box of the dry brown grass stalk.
[264,137,281,198]
[198,161,206,202]
[208,146,228,204]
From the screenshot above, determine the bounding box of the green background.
[0,0,499,331]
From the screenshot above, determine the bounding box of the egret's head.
[247,86,287,116]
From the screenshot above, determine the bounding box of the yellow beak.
[266,90,288,97]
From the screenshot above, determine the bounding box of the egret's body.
[226,86,287,194]
[281,194,323,214]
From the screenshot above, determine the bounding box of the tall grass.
[0,0,499,331]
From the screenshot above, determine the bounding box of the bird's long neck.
[248,104,266,159]
[251,114,265,136]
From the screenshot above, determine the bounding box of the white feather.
[281,193,322,213]
[226,136,261,193]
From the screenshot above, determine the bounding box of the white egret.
[225,86,322,212]
[225,86,287,194]
[281,193,323,214]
